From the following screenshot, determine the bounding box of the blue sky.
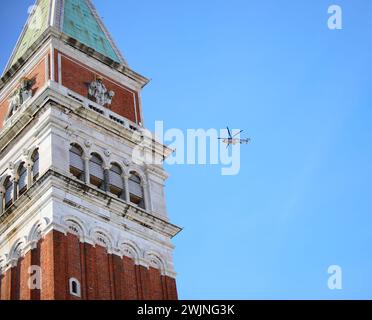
[1,0,372,299]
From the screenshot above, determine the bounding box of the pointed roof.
[4,0,127,73]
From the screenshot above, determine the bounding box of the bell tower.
[0,0,181,300]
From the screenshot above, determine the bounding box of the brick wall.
[0,55,48,130]
[0,230,178,300]
[56,50,142,124]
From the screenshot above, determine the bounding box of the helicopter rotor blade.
[233,130,243,138]
[227,127,232,139]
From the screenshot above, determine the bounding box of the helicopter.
[218,127,251,148]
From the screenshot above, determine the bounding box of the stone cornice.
[0,169,181,240]
[0,84,173,163]
[53,170,182,239]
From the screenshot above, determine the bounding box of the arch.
[129,172,142,183]
[89,227,114,251]
[69,139,90,157]
[119,240,141,263]
[145,251,166,274]
[70,142,85,156]
[13,160,25,176]
[88,149,109,168]
[9,238,26,261]
[0,173,12,187]
[109,162,123,172]
[62,216,87,240]
[26,145,40,163]
[28,217,50,245]
[108,153,128,171]
[127,167,146,182]
[69,277,82,297]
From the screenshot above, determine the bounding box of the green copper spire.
[62,0,121,63]
[4,0,126,73]
[8,0,51,68]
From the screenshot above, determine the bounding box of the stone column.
[84,156,90,183]
[103,166,110,192]
[142,181,150,211]
[0,188,4,215]
[12,177,18,202]
[123,175,130,203]
[26,161,33,188]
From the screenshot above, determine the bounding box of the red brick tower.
[0,0,181,300]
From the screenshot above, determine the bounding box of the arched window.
[69,278,81,298]
[4,177,13,210]
[109,163,124,198]
[31,149,39,182]
[18,163,27,196]
[69,144,85,181]
[89,153,104,190]
[129,172,145,209]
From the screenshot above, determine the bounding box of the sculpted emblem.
[8,78,33,119]
[88,75,115,107]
